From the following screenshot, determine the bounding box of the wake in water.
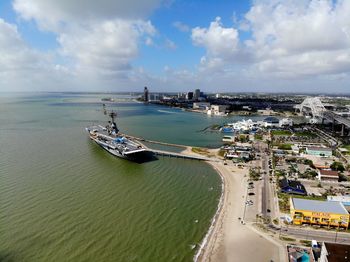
[157,110,178,114]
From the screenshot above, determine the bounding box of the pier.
[121,133,186,149]
[121,133,217,161]
[150,149,215,161]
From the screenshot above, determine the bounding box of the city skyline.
[1,0,350,93]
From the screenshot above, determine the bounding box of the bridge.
[296,97,350,136]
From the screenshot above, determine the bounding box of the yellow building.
[290,198,350,229]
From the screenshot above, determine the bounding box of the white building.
[149,93,160,102]
[193,102,210,110]
[279,118,293,127]
[208,105,228,116]
[263,117,280,128]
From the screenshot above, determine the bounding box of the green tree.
[330,161,345,172]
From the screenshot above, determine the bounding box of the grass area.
[341,145,350,155]
[278,193,290,212]
[278,144,293,150]
[294,131,318,138]
[191,147,209,155]
[218,149,226,157]
[300,240,312,247]
[343,145,350,150]
[254,134,263,140]
[271,130,292,136]
[280,236,296,242]
[288,193,326,201]
[249,168,261,181]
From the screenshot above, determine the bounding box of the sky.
[1,0,350,93]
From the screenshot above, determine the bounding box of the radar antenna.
[102,104,119,134]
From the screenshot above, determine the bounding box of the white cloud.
[191,17,241,74]
[57,19,156,76]
[192,17,239,58]
[164,38,177,50]
[0,18,69,91]
[172,21,190,32]
[11,0,158,89]
[13,0,163,29]
[186,0,350,90]
[244,0,350,77]
[3,0,350,93]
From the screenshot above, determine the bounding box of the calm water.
[0,93,224,262]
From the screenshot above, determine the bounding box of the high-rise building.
[143,86,149,102]
[186,92,193,100]
[194,89,200,100]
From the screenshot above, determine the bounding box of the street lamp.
[335,221,342,243]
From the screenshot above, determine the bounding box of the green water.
[0,93,222,262]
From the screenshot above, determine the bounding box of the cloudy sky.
[1,0,350,93]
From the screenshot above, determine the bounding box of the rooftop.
[307,147,332,152]
[324,242,350,262]
[319,169,339,177]
[292,198,348,215]
[264,116,279,123]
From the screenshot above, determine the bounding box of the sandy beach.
[196,160,285,262]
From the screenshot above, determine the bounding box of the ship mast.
[103,104,119,134]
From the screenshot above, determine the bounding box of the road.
[261,155,270,219]
[254,141,272,219]
[268,225,350,244]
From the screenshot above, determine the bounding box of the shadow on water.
[87,139,158,164]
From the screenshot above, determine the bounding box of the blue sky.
[1,0,350,93]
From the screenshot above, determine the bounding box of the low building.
[306,147,333,157]
[287,245,315,262]
[280,118,294,127]
[318,169,339,181]
[193,102,210,110]
[280,177,307,195]
[149,93,161,102]
[319,242,350,262]
[209,105,228,115]
[222,135,235,143]
[290,198,349,228]
[263,116,280,128]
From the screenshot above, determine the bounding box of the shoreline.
[195,160,283,262]
[194,162,225,262]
